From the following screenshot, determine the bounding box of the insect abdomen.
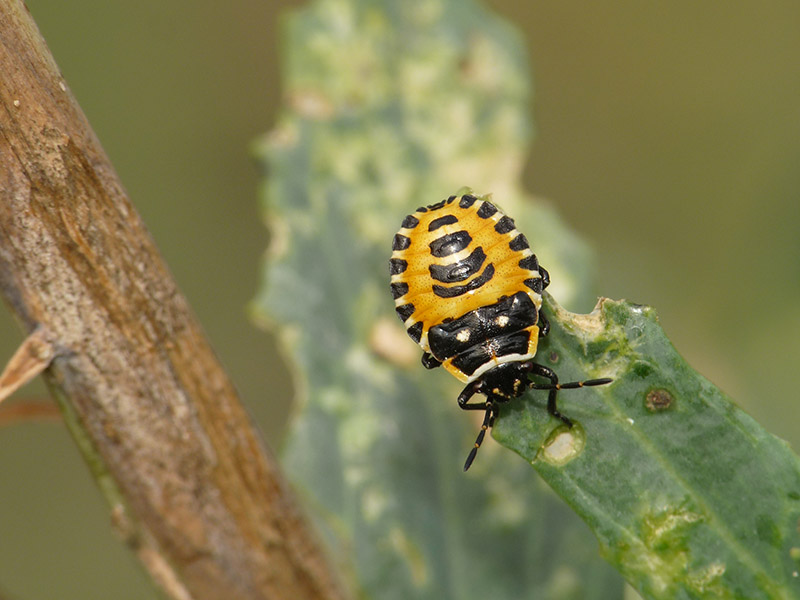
[390,193,544,381]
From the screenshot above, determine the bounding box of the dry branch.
[0,2,346,599]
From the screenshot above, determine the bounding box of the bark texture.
[0,3,346,599]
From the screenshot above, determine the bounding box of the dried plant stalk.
[0,3,346,599]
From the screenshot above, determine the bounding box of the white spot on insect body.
[494,315,509,328]
[456,329,470,343]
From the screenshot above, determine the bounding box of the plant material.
[254,0,621,598]
[254,1,800,598]
[495,296,800,599]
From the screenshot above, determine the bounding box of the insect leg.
[457,380,486,410]
[463,404,495,472]
[457,380,496,471]
[537,309,550,338]
[528,363,613,427]
[421,352,442,369]
[539,266,550,289]
[527,363,571,427]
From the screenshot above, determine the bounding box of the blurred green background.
[0,1,798,598]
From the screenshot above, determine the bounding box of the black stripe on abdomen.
[427,292,537,360]
[393,234,411,251]
[428,247,486,283]
[428,214,458,231]
[432,263,495,298]
[389,258,408,275]
[429,230,472,257]
[390,282,409,299]
[450,330,532,377]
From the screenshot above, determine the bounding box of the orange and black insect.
[389,192,611,470]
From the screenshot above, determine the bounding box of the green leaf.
[494,295,800,599]
[252,0,623,598]
[252,0,800,598]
